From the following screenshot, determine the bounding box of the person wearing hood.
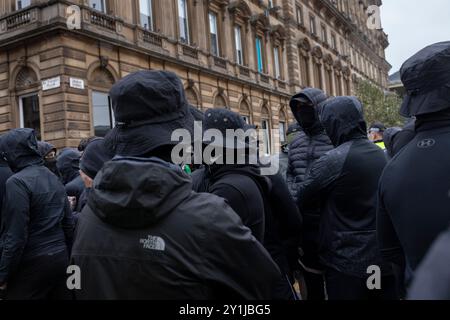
[0,138,13,228]
[73,138,114,220]
[37,141,62,180]
[377,42,450,293]
[71,70,280,300]
[383,127,402,159]
[56,148,84,210]
[192,108,268,242]
[297,97,397,300]
[192,108,301,300]
[286,88,333,300]
[0,129,74,300]
[368,122,387,150]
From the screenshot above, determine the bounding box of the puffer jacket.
[297,97,388,278]
[286,88,333,270]
[286,88,333,202]
[72,157,280,300]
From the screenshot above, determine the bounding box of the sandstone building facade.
[0,0,390,153]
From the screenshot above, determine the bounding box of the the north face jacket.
[377,110,450,273]
[297,97,388,278]
[71,157,280,300]
[0,129,74,284]
[286,88,333,269]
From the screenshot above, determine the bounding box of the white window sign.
[42,77,61,91]
[70,78,85,90]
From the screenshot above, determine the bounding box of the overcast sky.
[381,0,450,75]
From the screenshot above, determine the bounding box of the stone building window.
[15,66,41,140]
[331,33,337,51]
[89,0,107,13]
[240,99,251,124]
[295,5,303,26]
[178,0,190,44]
[139,0,154,31]
[92,91,114,137]
[321,24,328,44]
[234,25,244,65]
[209,11,220,56]
[15,0,30,10]
[214,94,227,108]
[273,46,281,79]
[255,36,264,73]
[309,15,316,36]
[279,109,287,145]
[261,104,271,156]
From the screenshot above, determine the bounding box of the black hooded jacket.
[57,149,84,203]
[0,157,12,228]
[287,88,334,202]
[37,141,62,180]
[377,109,450,273]
[192,164,269,242]
[297,97,388,278]
[286,88,333,269]
[71,157,280,300]
[0,129,74,284]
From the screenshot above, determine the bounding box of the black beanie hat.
[80,138,114,180]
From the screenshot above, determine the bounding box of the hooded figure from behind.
[297,97,397,300]
[377,42,450,293]
[71,70,280,300]
[0,135,12,230]
[0,129,74,300]
[286,88,333,300]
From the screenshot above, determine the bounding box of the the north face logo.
[140,235,165,251]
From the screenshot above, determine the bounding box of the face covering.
[296,105,317,130]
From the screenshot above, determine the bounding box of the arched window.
[89,67,116,137]
[185,87,200,109]
[214,94,227,109]
[261,104,271,156]
[15,66,41,140]
[239,99,251,124]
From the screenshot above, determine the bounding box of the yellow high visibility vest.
[375,141,386,150]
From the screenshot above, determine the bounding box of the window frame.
[92,91,115,137]
[209,11,220,56]
[255,35,265,73]
[273,45,281,79]
[15,0,31,10]
[309,15,317,36]
[234,25,244,65]
[89,0,107,13]
[139,0,154,31]
[178,0,190,44]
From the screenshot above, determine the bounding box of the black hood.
[89,157,192,229]
[383,127,402,158]
[38,141,56,157]
[320,96,368,147]
[57,148,81,185]
[0,129,43,172]
[289,88,328,136]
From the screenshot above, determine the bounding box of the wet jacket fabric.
[72,157,280,300]
[0,129,74,284]
[192,165,269,242]
[377,111,450,273]
[297,97,388,278]
[408,227,450,300]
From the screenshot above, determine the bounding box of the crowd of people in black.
[0,41,449,300]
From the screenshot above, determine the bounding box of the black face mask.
[296,105,317,130]
[45,159,59,173]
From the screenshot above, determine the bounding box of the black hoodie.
[56,148,85,204]
[38,141,62,180]
[72,157,280,300]
[298,97,388,278]
[0,129,74,284]
[192,164,270,242]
